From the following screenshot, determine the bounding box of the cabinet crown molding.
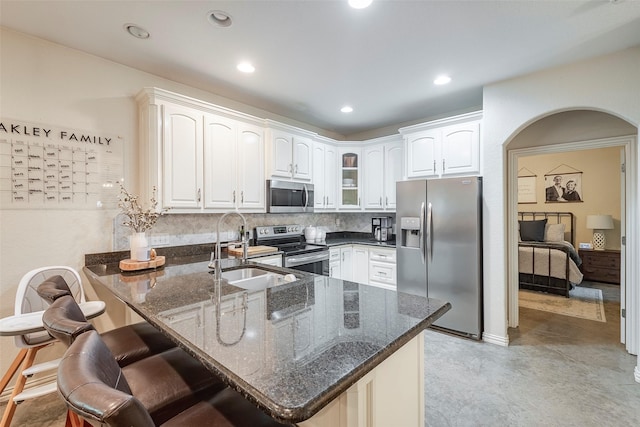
[398,111,483,135]
[264,119,317,138]
[136,87,264,126]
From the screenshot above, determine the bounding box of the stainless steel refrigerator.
[396,177,483,339]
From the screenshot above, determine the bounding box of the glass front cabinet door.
[339,149,361,209]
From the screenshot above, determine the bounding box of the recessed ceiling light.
[349,0,373,9]
[434,75,452,85]
[208,10,232,27]
[124,24,150,39]
[341,106,354,113]
[237,62,255,73]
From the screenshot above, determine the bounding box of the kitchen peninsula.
[84,254,450,426]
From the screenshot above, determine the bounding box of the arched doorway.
[505,110,637,354]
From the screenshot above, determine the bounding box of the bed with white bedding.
[518,212,583,297]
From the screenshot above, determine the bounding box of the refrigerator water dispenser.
[400,217,421,248]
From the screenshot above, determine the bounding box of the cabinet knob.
[289,163,293,173]
[241,191,244,203]
[233,190,236,203]
[197,188,201,202]
[295,164,298,174]
[380,197,382,206]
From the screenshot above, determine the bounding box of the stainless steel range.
[254,225,329,276]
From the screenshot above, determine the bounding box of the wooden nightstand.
[578,249,621,284]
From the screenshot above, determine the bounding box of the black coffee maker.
[372,217,393,241]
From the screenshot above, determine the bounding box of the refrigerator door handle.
[426,202,433,260]
[419,202,426,264]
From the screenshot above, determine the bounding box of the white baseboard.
[482,332,509,347]
[0,373,57,404]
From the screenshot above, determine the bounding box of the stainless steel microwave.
[266,180,314,213]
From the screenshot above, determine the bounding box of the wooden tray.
[119,256,166,271]
[228,246,278,257]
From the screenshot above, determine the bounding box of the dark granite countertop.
[83,252,448,424]
[317,231,397,248]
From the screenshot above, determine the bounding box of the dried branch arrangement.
[118,184,169,232]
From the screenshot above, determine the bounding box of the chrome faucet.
[213,211,248,282]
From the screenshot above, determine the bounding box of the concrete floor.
[2,282,639,426]
[425,282,640,426]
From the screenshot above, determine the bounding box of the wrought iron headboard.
[518,212,575,246]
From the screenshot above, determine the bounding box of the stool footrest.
[21,358,61,377]
[12,381,57,402]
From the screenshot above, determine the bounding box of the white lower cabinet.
[352,245,369,285]
[329,247,341,278]
[368,247,397,290]
[330,244,396,288]
[328,245,352,282]
[300,333,425,427]
[252,254,283,267]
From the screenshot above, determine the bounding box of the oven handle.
[286,252,329,267]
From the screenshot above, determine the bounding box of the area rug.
[519,286,606,322]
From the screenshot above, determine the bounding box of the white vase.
[130,232,150,261]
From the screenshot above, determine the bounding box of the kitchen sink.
[221,268,270,282]
[221,267,291,291]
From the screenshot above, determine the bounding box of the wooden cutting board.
[228,246,278,256]
[119,256,166,271]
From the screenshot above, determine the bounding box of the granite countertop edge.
[85,257,450,424]
[82,237,451,424]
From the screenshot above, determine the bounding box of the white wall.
[481,47,640,348]
[0,28,338,388]
[3,27,639,390]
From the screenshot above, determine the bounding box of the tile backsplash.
[114,212,395,250]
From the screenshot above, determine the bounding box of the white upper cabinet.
[405,129,438,178]
[400,111,482,179]
[203,115,236,210]
[237,124,266,210]
[266,124,314,182]
[440,121,480,175]
[363,137,403,211]
[137,87,265,213]
[313,139,337,210]
[363,145,384,209]
[384,142,403,210]
[203,115,265,211]
[161,102,204,209]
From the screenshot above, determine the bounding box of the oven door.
[285,251,329,276]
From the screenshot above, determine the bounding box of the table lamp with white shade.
[586,214,614,250]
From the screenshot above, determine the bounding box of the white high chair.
[0,266,105,427]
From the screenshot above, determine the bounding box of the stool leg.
[65,410,88,427]
[0,349,27,395]
[0,347,38,427]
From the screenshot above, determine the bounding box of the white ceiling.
[2,0,640,138]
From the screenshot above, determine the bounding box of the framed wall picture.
[544,172,583,203]
[518,176,536,204]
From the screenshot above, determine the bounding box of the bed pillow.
[519,219,547,242]
[544,223,566,242]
